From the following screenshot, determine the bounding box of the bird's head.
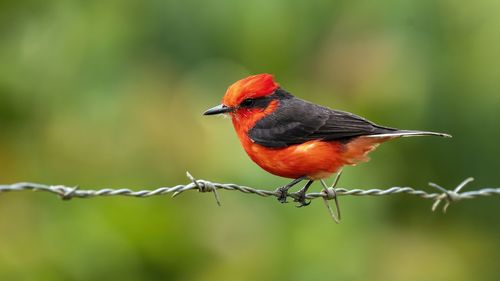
[203,74,281,117]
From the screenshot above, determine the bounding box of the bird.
[204,74,451,206]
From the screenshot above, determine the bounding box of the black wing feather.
[248,96,397,148]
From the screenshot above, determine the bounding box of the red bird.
[204,74,451,206]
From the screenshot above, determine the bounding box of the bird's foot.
[276,186,289,203]
[294,191,311,208]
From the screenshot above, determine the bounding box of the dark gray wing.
[248,97,397,148]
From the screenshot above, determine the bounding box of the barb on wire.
[319,169,342,223]
[1,174,499,221]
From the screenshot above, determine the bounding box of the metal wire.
[1,173,498,222]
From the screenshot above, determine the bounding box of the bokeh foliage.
[1,0,499,280]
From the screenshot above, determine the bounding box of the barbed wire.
[1,172,499,223]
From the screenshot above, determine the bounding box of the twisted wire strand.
[1,173,498,219]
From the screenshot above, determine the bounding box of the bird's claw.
[276,186,289,203]
[294,193,311,208]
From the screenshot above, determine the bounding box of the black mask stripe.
[239,88,293,109]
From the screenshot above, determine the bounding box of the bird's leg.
[276,177,306,203]
[294,180,314,208]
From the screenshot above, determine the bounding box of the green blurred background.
[1,0,499,280]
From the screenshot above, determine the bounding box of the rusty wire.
[1,173,499,222]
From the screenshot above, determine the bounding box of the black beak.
[203,104,233,115]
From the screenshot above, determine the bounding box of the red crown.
[223,74,280,106]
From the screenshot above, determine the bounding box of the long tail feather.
[365,130,452,138]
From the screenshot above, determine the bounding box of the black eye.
[240,98,254,107]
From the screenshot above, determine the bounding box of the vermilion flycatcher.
[204,74,450,206]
